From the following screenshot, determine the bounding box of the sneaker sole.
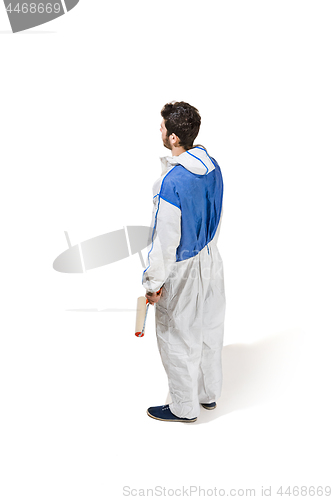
[201,404,217,410]
[146,410,197,423]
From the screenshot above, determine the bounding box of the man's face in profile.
[160,119,172,150]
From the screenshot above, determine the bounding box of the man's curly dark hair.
[161,101,201,150]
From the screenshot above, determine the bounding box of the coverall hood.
[160,146,216,176]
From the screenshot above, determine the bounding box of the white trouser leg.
[155,244,225,419]
[198,245,226,403]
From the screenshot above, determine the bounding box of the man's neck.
[171,145,187,156]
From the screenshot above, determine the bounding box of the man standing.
[142,102,225,423]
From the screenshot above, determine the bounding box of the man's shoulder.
[154,164,185,190]
[152,166,181,198]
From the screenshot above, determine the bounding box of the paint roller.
[135,289,162,337]
[135,297,149,337]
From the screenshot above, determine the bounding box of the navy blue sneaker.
[201,402,217,410]
[147,404,197,422]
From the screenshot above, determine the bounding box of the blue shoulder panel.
[164,162,223,262]
[159,174,181,209]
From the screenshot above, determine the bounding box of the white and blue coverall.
[142,146,226,419]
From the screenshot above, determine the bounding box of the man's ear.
[170,133,180,146]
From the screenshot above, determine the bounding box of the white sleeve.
[142,196,181,293]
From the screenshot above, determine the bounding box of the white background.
[1,1,332,499]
